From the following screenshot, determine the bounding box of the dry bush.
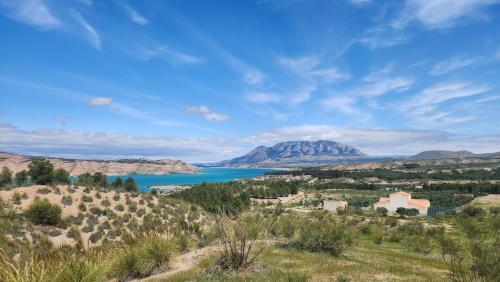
[214,212,269,271]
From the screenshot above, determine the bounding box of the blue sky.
[1,0,500,162]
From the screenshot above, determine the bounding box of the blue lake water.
[108,167,276,192]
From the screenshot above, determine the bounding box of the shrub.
[82,195,93,203]
[136,208,146,217]
[82,225,94,233]
[461,206,485,217]
[78,202,86,212]
[115,204,125,212]
[396,207,419,216]
[89,231,104,244]
[109,235,175,280]
[12,192,22,205]
[489,206,500,215]
[385,217,398,227]
[101,199,111,208]
[90,207,105,216]
[25,198,62,226]
[376,207,388,217]
[291,217,354,256]
[37,187,51,194]
[403,235,432,254]
[61,195,73,206]
[214,213,267,271]
[49,229,62,237]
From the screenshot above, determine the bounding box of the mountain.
[409,150,476,160]
[218,140,367,167]
[0,152,198,175]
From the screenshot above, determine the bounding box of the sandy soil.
[0,185,162,248]
[473,194,500,204]
[135,245,220,282]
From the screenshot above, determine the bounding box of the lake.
[108,167,276,191]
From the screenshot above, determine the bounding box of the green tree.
[53,168,70,184]
[112,177,123,188]
[92,172,108,188]
[124,177,138,192]
[0,166,12,187]
[25,198,62,226]
[28,159,54,185]
[14,170,28,186]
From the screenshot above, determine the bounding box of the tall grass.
[109,234,175,280]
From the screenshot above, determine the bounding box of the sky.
[1,0,500,162]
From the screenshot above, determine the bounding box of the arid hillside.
[0,152,198,175]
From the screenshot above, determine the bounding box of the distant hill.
[217,140,367,167]
[478,151,500,158]
[409,150,476,160]
[0,152,198,176]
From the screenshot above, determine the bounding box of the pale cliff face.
[0,152,198,175]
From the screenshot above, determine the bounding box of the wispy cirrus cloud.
[393,0,500,29]
[87,97,112,106]
[430,55,481,75]
[358,27,408,49]
[278,56,350,83]
[122,3,149,25]
[133,45,204,65]
[399,82,490,127]
[0,0,61,29]
[350,0,371,6]
[72,10,101,49]
[185,106,230,122]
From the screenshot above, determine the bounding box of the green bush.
[376,207,388,216]
[461,206,485,217]
[61,195,72,206]
[25,198,62,226]
[291,216,354,256]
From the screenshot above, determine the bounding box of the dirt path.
[135,245,219,281]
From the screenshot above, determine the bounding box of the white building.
[323,200,348,212]
[374,191,430,215]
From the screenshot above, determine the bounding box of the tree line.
[268,167,500,181]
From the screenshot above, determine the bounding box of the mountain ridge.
[217,140,367,167]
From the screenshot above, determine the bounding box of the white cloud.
[135,45,204,65]
[407,82,489,108]
[350,0,371,6]
[358,77,414,96]
[73,11,101,50]
[400,82,490,127]
[123,4,149,25]
[358,27,407,49]
[0,123,243,162]
[1,0,61,29]
[363,64,396,82]
[185,106,229,122]
[278,56,350,83]
[244,69,264,85]
[87,97,112,106]
[430,56,480,75]
[1,123,500,162]
[245,92,282,104]
[393,0,500,29]
[320,96,363,117]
